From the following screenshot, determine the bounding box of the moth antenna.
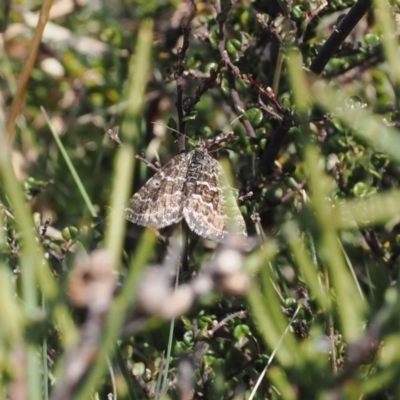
[151,122,191,141]
[152,122,235,153]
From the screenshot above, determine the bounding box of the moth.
[126,147,247,242]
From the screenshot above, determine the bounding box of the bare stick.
[6,0,54,143]
[135,154,160,172]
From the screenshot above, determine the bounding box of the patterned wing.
[126,153,189,229]
[182,150,247,242]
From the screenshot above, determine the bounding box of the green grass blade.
[74,228,157,400]
[305,147,366,340]
[41,106,97,218]
[104,19,153,260]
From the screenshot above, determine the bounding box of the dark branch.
[260,121,291,174]
[309,0,373,75]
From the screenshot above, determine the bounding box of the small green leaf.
[227,39,241,53]
[256,127,267,137]
[352,182,377,198]
[204,62,218,74]
[260,138,268,150]
[244,108,263,126]
[131,362,145,376]
[233,324,250,339]
[221,77,230,96]
[182,111,198,122]
[62,227,72,241]
[61,226,79,241]
[364,33,380,46]
[292,5,303,19]
[183,331,193,345]
[209,28,219,49]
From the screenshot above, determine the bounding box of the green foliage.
[3,0,400,399]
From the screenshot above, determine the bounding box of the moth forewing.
[125,153,189,228]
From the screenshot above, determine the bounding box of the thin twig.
[206,131,235,150]
[6,0,54,143]
[226,70,257,139]
[135,154,161,172]
[207,310,247,337]
[40,218,51,240]
[214,0,257,140]
[106,128,122,146]
[239,192,253,202]
[248,76,284,115]
[281,180,307,203]
[298,1,328,45]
